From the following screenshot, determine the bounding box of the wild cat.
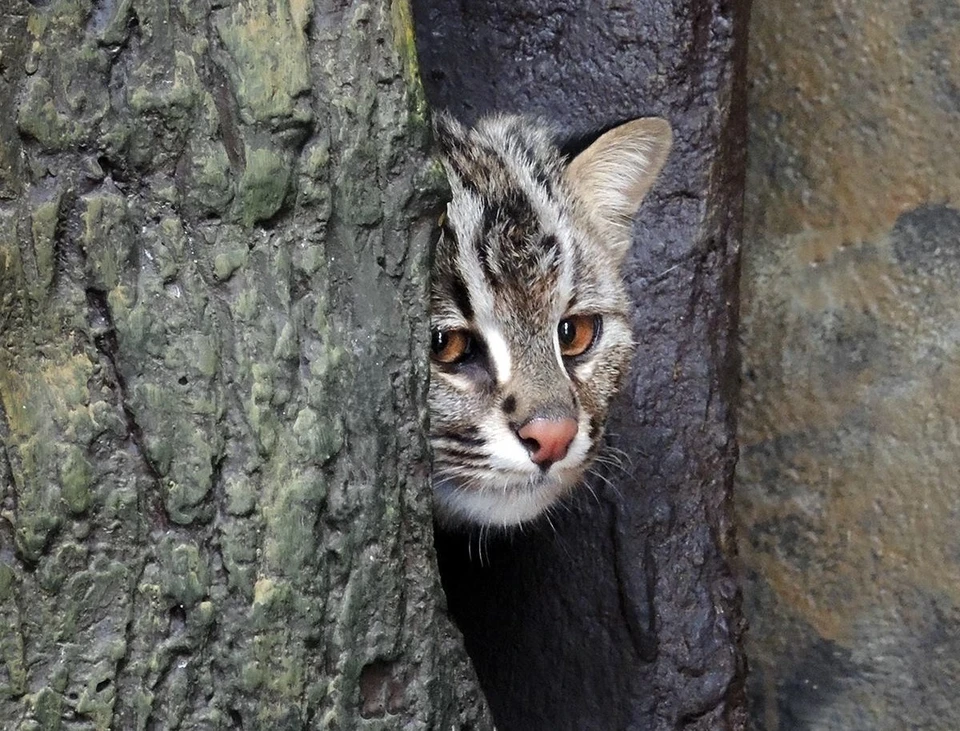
[429,113,671,527]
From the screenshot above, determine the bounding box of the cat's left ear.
[564,117,672,263]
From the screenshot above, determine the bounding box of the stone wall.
[739,1,960,727]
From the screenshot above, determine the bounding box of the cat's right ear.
[564,117,672,263]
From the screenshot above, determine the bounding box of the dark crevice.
[611,515,659,664]
[169,603,187,632]
[148,648,193,713]
[83,287,168,532]
[97,154,130,185]
[200,43,245,172]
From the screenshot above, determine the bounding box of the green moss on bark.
[0,0,490,727]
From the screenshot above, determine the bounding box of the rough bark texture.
[414,1,749,729]
[0,0,492,728]
[739,1,960,728]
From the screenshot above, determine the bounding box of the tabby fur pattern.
[430,113,671,526]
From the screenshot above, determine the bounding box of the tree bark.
[0,0,491,728]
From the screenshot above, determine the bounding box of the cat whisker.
[478,524,487,567]
[580,478,601,508]
[593,452,627,474]
[543,510,558,536]
[601,429,648,461]
[636,262,680,288]
[597,440,634,466]
[602,444,632,463]
[592,453,631,479]
[587,466,626,504]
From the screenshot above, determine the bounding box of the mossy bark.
[0,0,490,728]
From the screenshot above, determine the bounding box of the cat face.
[429,114,671,527]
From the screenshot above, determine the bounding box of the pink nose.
[517,418,578,468]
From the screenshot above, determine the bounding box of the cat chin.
[432,469,580,528]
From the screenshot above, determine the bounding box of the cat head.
[429,113,671,527]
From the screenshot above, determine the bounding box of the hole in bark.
[97,155,129,184]
[127,11,140,36]
[169,604,187,631]
[178,376,189,385]
[95,678,111,693]
[359,660,406,718]
[228,709,243,727]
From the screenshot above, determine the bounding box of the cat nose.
[516,417,578,469]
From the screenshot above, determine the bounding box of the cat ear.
[564,117,672,262]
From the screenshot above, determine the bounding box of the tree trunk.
[0,0,491,728]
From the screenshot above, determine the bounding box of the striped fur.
[430,114,672,527]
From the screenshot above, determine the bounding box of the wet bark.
[0,0,490,727]
[415,1,751,729]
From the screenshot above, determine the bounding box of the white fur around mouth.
[432,467,582,527]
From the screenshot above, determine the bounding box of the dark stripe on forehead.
[507,132,558,195]
[434,223,477,319]
[477,190,539,286]
[482,188,538,235]
[443,139,507,194]
[480,202,499,240]
[451,271,474,320]
[564,225,586,279]
[474,231,499,287]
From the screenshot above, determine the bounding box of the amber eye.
[431,328,472,364]
[557,314,600,358]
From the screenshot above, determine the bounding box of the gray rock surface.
[740,1,960,728]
